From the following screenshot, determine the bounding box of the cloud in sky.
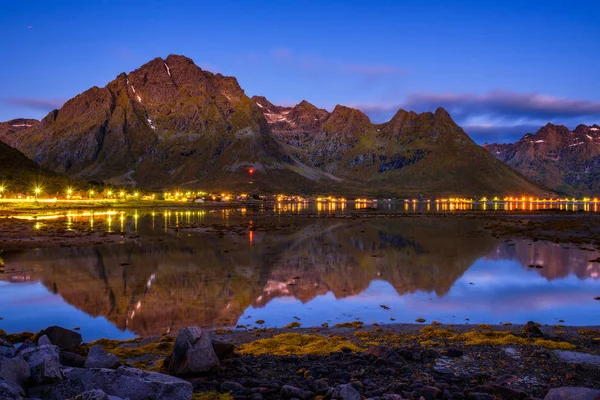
[403,91,600,122]
[6,97,65,112]
[352,91,600,143]
[269,47,409,80]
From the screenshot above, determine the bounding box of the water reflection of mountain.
[3,218,494,335]
[486,242,600,280]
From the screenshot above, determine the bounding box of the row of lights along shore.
[0,183,598,204]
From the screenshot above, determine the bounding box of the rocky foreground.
[1,323,599,400]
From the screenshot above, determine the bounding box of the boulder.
[38,334,52,346]
[367,345,407,365]
[167,327,220,375]
[60,351,87,368]
[281,384,311,399]
[0,338,15,358]
[0,355,30,386]
[523,321,543,338]
[55,366,193,400]
[69,389,127,400]
[544,387,600,400]
[0,378,24,400]
[85,345,121,369]
[21,344,63,384]
[420,385,442,400]
[212,339,235,360]
[42,326,82,350]
[332,384,361,400]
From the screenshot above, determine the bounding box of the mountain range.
[0,54,551,197]
[484,123,600,196]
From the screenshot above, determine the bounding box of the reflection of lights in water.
[107,214,112,232]
[34,222,40,230]
[147,273,156,289]
[134,211,138,232]
[249,230,253,245]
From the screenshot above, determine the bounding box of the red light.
[248,168,254,174]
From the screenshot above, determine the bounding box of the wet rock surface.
[0,324,598,399]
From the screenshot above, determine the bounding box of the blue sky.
[1,0,600,143]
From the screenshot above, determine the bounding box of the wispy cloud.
[351,90,600,143]
[269,47,409,80]
[403,91,600,122]
[6,97,65,112]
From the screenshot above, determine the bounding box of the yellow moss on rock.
[238,333,363,356]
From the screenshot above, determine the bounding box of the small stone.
[332,384,361,400]
[544,387,600,400]
[281,384,310,399]
[444,348,464,358]
[367,346,407,365]
[312,379,330,394]
[221,381,245,393]
[491,384,528,400]
[85,345,121,369]
[467,393,495,400]
[420,385,442,400]
[523,321,543,337]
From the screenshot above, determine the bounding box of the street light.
[89,189,95,199]
[34,185,42,200]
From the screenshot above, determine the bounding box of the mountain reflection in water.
[1,212,599,340]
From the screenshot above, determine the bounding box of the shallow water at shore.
[1,208,599,341]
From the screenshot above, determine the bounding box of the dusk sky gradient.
[2,0,600,143]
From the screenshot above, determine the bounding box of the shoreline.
[1,322,599,399]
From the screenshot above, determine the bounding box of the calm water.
[1,208,599,341]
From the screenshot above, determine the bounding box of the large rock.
[85,345,121,369]
[70,389,127,400]
[0,355,30,386]
[60,351,87,368]
[0,378,23,400]
[167,327,220,375]
[0,338,16,358]
[42,326,82,350]
[21,344,63,384]
[54,366,192,400]
[544,387,600,400]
